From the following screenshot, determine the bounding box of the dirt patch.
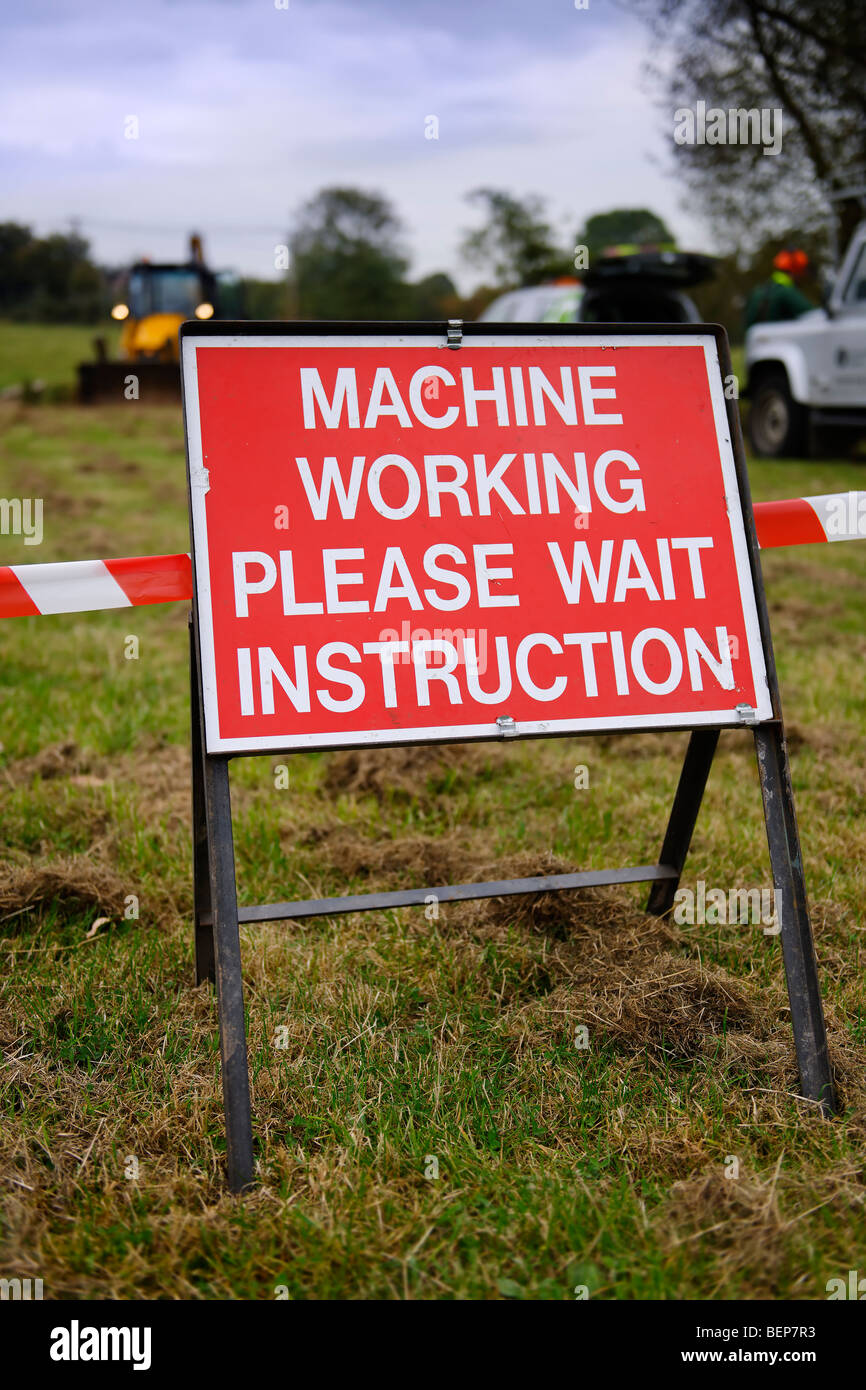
[465,851,668,942]
[479,859,866,1104]
[79,453,142,477]
[590,730,692,763]
[323,742,504,802]
[296,823,478,887]
[660,1167,788,1284]
[770,595,851,650]
[0,856,129,933]
[5,741,107,785]
[578,956,764,1061]
[763,550,862,592]
[457,852,802,1078]
[293,834,777,1068]
[784,723,847,758]
[116,742,190,822]
[4,739,189,819]
[273,834,865,1103]
[612,1122,710,1180]
[310,817,863,1113]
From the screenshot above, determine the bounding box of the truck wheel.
[748,371,809,458]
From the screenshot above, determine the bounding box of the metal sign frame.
[181,319,835,1192]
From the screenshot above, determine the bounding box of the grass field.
[0,321,120,395]
[1,338,865,1299]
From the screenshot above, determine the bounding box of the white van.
[745,221,866,457]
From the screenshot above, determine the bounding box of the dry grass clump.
[4,740,106,784]
[0,856,129,932]
[323,741,503,803]
[294,823,484,887]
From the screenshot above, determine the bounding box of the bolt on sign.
[181,322,834,1192]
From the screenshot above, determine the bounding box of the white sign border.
[181,331,772,754]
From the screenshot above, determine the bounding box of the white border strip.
[701,338,771,722]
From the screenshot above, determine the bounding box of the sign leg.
[203,754,256,1191]
[754,723,836,1114]
[647,728,720,916]
[190,620,215,986]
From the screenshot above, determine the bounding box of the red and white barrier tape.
[1,493,864,620]
[0,553,191,619]
[752,491,865,550]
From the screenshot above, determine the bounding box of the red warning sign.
[181,329,770,753]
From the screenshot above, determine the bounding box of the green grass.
[0,320,120,393]
[1,326,866,1300]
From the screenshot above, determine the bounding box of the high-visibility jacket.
[745,271,814,329]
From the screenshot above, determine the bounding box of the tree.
[631,0,866,257]
[239,278,292,319]
[460,189,569,288]
[405,271,460,320]
[0,223,35,313]
[576,208,675,263]
[0,223,104,321]
[290,187,410,320]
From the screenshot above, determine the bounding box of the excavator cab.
[110,243,219,363]
[79,234,236,401]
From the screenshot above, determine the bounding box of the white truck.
[745,220,866,457]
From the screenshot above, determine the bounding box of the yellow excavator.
[78,235,242,402]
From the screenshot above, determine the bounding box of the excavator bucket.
[77,360,181,404]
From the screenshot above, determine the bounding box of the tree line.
[0,193,674,327]
[0,188,840,345]
[0,224,104,323]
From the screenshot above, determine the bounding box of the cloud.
[0,0,704,285]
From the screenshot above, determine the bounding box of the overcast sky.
[0,0,702,288]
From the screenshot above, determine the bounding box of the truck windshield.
[128,268,205,317]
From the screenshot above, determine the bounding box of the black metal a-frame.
[184,321,835,1192]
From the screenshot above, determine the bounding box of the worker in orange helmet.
[745,247,814,328]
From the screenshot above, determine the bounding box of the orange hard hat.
[773,248,809,275]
